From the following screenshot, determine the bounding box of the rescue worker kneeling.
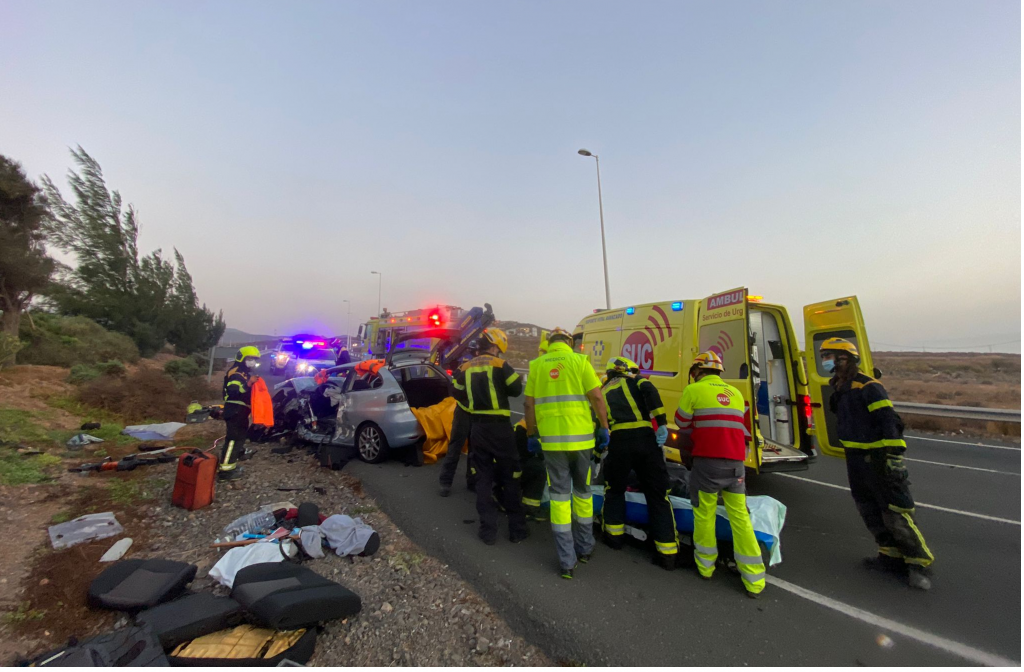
[675,352,766,598]
[220,346,261,481]
[600,357,679,570]
[451,329,528,545]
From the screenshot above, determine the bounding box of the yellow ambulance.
[572,288,876,472]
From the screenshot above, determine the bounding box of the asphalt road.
[262,360,1021,665]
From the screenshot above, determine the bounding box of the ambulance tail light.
[801,395,814,421]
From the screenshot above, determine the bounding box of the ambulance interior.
[748,308,807,464]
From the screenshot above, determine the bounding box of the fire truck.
[356,305,464,358]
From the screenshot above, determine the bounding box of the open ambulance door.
[802,296,875,458]
[696,287,758,470]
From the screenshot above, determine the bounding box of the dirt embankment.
[0,363,549,666]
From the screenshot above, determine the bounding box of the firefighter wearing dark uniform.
[821,337,934,590]
[600,357,679,569]
[221,346,260,480]
[439,361,476,497]
[513,419,547,521]
[451,329,528,545]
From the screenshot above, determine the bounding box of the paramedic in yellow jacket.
[674,351,766,598]
[524,328,609,579]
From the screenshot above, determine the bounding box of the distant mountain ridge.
[220,327,278,345]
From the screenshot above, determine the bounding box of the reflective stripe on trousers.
[692,490,766,594]
[544,449,595,570]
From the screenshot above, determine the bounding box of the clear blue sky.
[1,1,1020,351]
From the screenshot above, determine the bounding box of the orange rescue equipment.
[354,359,386,377]
[250,377,275,427]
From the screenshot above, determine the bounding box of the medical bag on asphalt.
[172,449,217,510]
[167,624,317,666]
[230,563,362,629]
[24,625,167,666]
[88,559,198,613]
[134,592,244,651]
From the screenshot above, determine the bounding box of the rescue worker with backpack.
[220,346,261,481]
[451,329,528,546]
[600,357,679,569]
[674,351,766,598]
[525,327,610,579]
[820,337,934,590]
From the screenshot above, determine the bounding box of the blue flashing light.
[302,342,314,349]
[671,301,683,311]
[625,307,635,315]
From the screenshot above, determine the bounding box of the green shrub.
[164,357,200,380]
[97,360,126,377]
[68,364,101,384]
[18,314,140,367]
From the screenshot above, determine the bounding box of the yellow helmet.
[820,337,860,362]
[606,356,639,375]
[690,351,725,372]
[547,327,573,345]
[482,328,509,354]
[235,345,261,362]
[538,330,549,356]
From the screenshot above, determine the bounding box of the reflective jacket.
[452,354,523,417]
[829,373,906,450]
[222,364,252,417]
[525,342,601,451]
[602,373,667,432]
[674,374,750,461]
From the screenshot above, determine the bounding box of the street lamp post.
[342,299,351,349]
[577,149,611,310]
[370,271,382,317]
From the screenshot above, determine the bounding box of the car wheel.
[357,423,389,464]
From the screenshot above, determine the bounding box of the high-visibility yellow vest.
[525,342,601,451]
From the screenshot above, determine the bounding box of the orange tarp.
[410,397,466,465]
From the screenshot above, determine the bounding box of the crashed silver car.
[272,360,451,463]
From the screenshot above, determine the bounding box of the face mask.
[822,359,836,374]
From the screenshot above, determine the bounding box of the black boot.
[653,553,676,571]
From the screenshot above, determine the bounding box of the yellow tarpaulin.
[410,397,466,464]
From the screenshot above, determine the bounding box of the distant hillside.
[495,320,549,369]
[220,327,278,345]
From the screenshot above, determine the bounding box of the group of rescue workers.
[219,325,934,597]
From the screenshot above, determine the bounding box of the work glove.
[655,426,669,447]
[596,427,610,450]
[527,436,542,455]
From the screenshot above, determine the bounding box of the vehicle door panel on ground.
[803,296,875,458]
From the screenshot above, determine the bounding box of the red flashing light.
[802,395,813,419]
[445,369,453,376]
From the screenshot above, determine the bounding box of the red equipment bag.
[172,450,217,511]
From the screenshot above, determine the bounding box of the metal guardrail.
[514,369,1020,423]
[893,402,1021,424]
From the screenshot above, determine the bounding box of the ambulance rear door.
[802,296,875,458]
[577,310,625,373]
[697,287,758,469]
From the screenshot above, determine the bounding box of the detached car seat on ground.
[24,625,167,667]
[134,592,244,651]
[88,559,197,613]
[230,563,361,630]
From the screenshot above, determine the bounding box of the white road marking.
[776,473,1021,526]
[766,576,1019,667]
[905,435,1021,451]
[904,457,1019,476]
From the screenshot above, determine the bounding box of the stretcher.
[590,485,787,565]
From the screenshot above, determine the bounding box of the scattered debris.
[48,512,123,550]
[99,537,133,562]
[80,422,102,431]
[121,422,186,441]
[65,434,104,450]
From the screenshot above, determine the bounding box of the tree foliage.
[0,154,56,357]
[41,147,224,356]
